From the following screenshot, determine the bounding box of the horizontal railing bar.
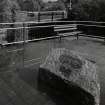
[54,24,76,28]
[1,31,81,46]
[1,36,61,46]
[1,22,105,30]
[1,41,24,46]
[26,36,61,42]
[0,23,74,30]
[79,34,105,39]
[77,24,105,27]
[1,23,105,30]
[0,25,54,30]
[55,28,77,32]
[59,31,82,36]
[1,20,105,26]
[0,24,77,30]
[21,10,65,14]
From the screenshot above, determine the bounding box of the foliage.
[58,0,105,21]
[0,0,21,42]
[0,0,20,22]
[17,0,64,11]
[1,0,105,21]
[18,0,45,11]
[43,1,63,11]
[70,0,105,21]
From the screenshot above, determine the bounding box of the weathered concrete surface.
[39,48,100,105]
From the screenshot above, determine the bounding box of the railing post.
[51,12,54,21]
[38,12,40,22]
[76,33,79,40]
[62,11,64,19]
[22,22,26,68]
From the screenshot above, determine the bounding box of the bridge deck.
[0,37,105,105]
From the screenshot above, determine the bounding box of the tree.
[58,0,78,19]
[3,0,20,42]
[59,0,105,21]
[72,0,105,21]
[32,0,41,11]
[42,1,63,11]
[0,0,20,22]
[18,0,44,11]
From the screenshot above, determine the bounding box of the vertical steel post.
[38,12,40,22]
[22,23,25,68]
[52,12,54,21]
[62,11,64,19]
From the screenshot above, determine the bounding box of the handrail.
[0,25,54,30]
[1,20,105,70]
[77,24,105,28]
[21,10,65,14]
[1,22,105,30]
[0,20,105,46]
[0,20,104,24]
[1,36,61,46]
[1,20,105,27]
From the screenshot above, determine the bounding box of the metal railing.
[0,23,62,73]
[23,11,66,22]
[0,20,105,73]
[0,20,105,45]
[0,11,66,23]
